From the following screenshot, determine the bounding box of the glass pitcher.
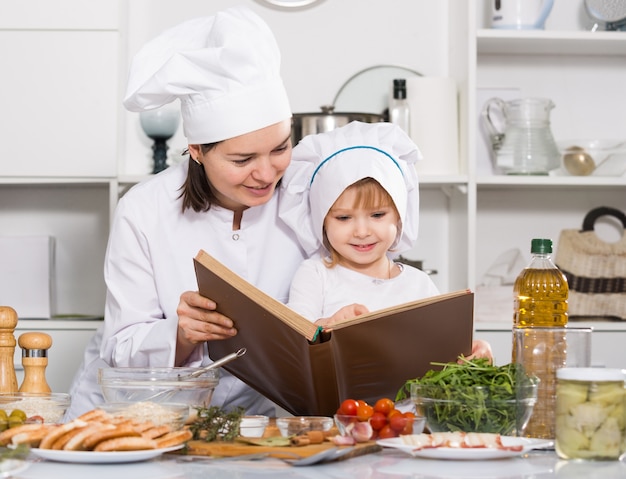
[482,97,561,175]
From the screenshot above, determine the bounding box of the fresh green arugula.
[396,358,537,434]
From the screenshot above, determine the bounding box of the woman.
[65,6,306,419]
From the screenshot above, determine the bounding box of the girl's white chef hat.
[123,6,291,144]
[279,121,422,257]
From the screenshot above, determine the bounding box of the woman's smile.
[244,182,274,197]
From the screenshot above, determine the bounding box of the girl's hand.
[315,303,370,328]
[461,339,494,364]
[176,290,237,364]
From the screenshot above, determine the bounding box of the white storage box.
[0,236,55,319]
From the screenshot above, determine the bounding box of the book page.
[330,289,471,330]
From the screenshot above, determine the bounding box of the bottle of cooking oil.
[513,238,568,328]
[513,238,569,440]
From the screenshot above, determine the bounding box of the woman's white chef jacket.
[65,160,306,419]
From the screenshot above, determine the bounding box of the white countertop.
[12,448,626,479]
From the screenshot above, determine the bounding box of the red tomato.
[387,409,403,419]
[389,414,408,432]
[373,398,394,416]
[356,403,374,422]
[369,411,387,431]
[401,412,416,434]
[339,399,358,416]
[378,424,397,439]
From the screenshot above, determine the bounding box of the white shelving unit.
[1,1,625,387]
[465,1,626,369]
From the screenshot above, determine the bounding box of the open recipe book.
[194,250,474,416]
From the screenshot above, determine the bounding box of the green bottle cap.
[530,238,552,254]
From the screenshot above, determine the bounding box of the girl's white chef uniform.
[65,7,305,419]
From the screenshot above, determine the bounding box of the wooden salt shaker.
[0,307,19,393]
[18,332,52,393]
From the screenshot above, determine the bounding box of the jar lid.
[557,367,625,381]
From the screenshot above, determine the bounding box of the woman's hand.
[315,303,370,328]
[176,290,237,364]
[461,339,494,364]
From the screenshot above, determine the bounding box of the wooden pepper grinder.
[18,332,52,393]
[0,307,19,393]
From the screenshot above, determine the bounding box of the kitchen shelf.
[465,2,626,370]
[117,174,151,185]
[477,29,626,56]
[0,177,115,185]
[475,320,626,369]
[476,175,626,188]
[419,175,468,186]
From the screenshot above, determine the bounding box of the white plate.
[376,436,553,460]
[30,444,183,464]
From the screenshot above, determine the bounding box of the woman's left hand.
[461,339,494,364]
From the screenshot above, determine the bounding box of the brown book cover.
[194,249,474,416]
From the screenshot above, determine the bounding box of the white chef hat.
[123,6,291,144]
[279,121,422,257]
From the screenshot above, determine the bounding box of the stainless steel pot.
[291,105,385,145]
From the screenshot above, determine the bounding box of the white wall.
[122,0,452,174]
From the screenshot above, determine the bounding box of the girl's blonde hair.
[322,178,400,267]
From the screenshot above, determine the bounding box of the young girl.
[280,121,492,360]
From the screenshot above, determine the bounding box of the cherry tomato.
[356,403,374,422]
[389,414,408,432]
[339,399,358,416]
[378,424,397,439]
[387,409,403,419]
[369,411,387,431]
[373,398,394,416]
[401,412,416,434]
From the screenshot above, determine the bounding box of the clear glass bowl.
[0,392,70,424]
[98,367,219,408]
[276,416,333,437]
[411,382,538,436]
[334,413,425,441]
[239,415,269,437]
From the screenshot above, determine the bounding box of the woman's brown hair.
[179,143,218,213]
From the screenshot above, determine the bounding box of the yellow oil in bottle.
[513,267,568,327]
[512,238,569,439]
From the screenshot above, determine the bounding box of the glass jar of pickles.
[555,368,625,460]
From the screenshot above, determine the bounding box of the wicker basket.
[554,206,626,320]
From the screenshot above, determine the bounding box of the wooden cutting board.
[183,439,381,460]
[176,420,381,461]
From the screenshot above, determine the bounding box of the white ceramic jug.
[491,0,554,30]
